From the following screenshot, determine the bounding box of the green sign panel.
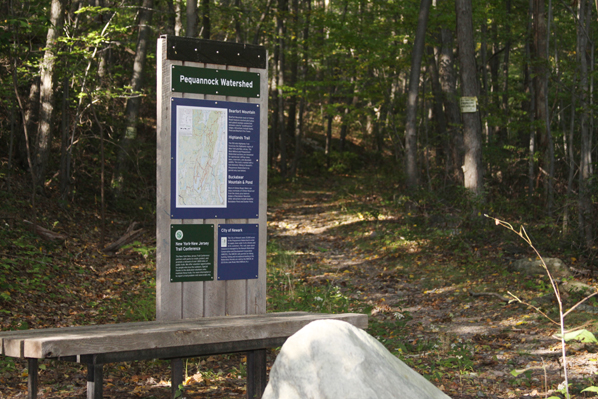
[170,224,214,282]
[172,66,261,98]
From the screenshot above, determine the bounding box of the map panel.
[170,98,260,219]
[176,105,227,208]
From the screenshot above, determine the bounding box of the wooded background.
[1,0,596,252]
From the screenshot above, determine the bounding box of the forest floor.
[1,173,598,398]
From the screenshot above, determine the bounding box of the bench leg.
[27,358,38,399]
[171,358,184,399]
[87,362,103,399]
[246,349,267,399]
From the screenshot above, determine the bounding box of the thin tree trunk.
[545,0,554,216]
[563,84,576,235]
[174,0,183,36]
[187,0,197,37]
[252,0,273,44]
[201,0,210,39]
[90,98,106,248]
[59,72,70,197]
[489,23,501,141]
[33,0,64,187]
[438,27,463,184]
[234,0,243,42]
[277,0,287,176]
[286,0,299,146]
[501,0,512,143]
[13,60,38,230]
[480,22,489,143]
[455,0,484,197]
[427,46,449,176]
[525,0,535,195]
[532,0,550,208]
[290,0,310,177]
[165,0,176,35]
[405,0,432,188]
[578,0,593,248]
[113,0,154,195]
[8,8,19,193]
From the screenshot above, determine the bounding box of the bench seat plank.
[0,312,367,359]
[0,312,307,356]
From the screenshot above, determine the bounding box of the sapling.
[486,215,598,399]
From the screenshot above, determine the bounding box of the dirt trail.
[268,187,598,399]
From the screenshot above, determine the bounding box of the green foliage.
[121,241,156,261]
[557,329,598,344]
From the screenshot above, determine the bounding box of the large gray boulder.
[262,320,451,399]
[511,257,571,279]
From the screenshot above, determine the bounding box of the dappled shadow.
[267,179,598,399]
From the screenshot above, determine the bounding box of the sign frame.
[156,35,268,321]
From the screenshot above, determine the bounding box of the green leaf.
[556,329,598,343]
[581,386,598,393]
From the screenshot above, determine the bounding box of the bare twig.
[563,291,598,318]
[506,291,559,326]
[486,214,570,398]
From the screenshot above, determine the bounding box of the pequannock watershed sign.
[157,35,267,318]
[172,66,261,98]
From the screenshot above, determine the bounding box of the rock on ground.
[511,258,571,279]
[262,319,451,399]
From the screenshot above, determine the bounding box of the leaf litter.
[1,174,598,398]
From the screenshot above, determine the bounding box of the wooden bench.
[0,312,367,399]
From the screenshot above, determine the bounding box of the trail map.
[176,105,227,208]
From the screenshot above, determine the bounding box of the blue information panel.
[218,224,259,280]
[171,98,260,219]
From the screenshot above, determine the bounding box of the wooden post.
[246,349,267,399]
[171,358,184,398]
[86,361,103,399]
[27,358,38,399]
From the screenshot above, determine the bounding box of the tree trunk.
[174,0,183,36]
[480,22,489,143]
[201,0,210,39]
[532,0,552,212]
[286,0,299,147]
[578,0,593,248]
[455,0,484,197]
[59,71,70,197]
[563,83,576,235]
[525,0,535,195]
[489,23,501,141]
[113,0,154,195]
[438,28,463,184]
[427,46,449,176]
[277,0,287,176]
[405,0,432,189]
[187,0,197,37]
[252,0,273,44]
[501,0,511,144]
[234,0,243,42]
[290,0,310,177]
[33,0,64,187]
